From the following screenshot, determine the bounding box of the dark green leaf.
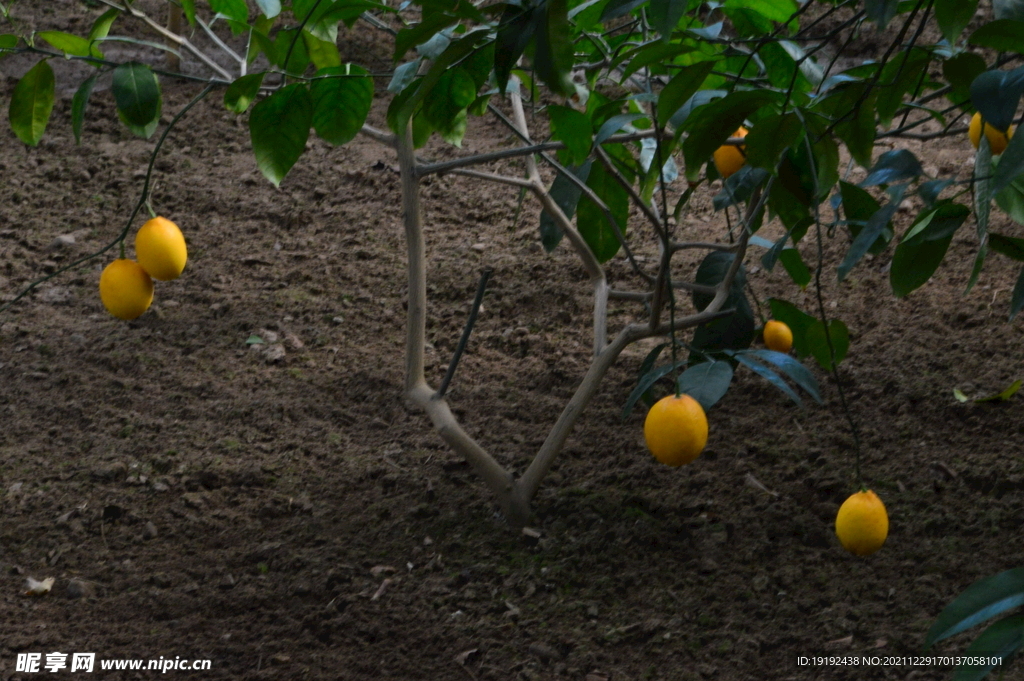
[389,58,422,94]
[303,30,341,70]
[534,0,575,96]
[806,318,849,370]
[224,72,266,114]
[943,52,987,105]
[926,568,1024,647]
[540,162,593,252]
[676,360,734,411]
[890,203,969,297]
[461,42,495,89]
[860,149,924,187]
[9,59,55,146]
[732,352,804,407]
[657,61,715,128]
[996,173,1024,224]
[767,298,818,359]
[621,360,685,420]
[952,615,1024,681]
[71,72,98,145]
[548,105,592,165]
[494,4,535,94]
[649,0,688,39]
[936,0,978,43]
[37,31,92,57]
[744,112,803,171]
[864,0,899,28]
[989,232,1024,261]
[1012,266,1024,320]
[968,19,1024,54]
[210,0,248,23]
[272,28,310,74]
[423,67,476,135]
[577,161,628,262]
[693,251,746,312]
[744,348,822,403]
[595,113,645,146]
[680,90,780,181]
[668,88,726,129]
[876,49,930,127]
[724,0,797,23]
[838,185,906,281]
[311,64,373,145]
[249,83,312,186]
[394,12,458,60]
[601,0,649,21]
[779,248,811,288]
[112,62,162,138]
[0,35,18,49]
[713,166,769,211]
[970,66,1024,133]
[690,302,757,354]
[620,41,697,80]
[920,178,955,207]
[993,125,1024,196]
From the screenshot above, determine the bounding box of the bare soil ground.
[3,3,1024,680]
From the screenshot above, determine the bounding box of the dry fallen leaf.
[370,565,397,577]
[24,577,55,596]
[454,649,479,665]
[371,578,393,601]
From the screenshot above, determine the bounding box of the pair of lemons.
[99,217,187,320]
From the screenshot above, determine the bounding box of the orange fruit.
[835,489,888,556]
[99,259,154,320]
[969,112,1014,155]
[713,126,748,179]
[135,216,187,281]
[763,320,793,354]
[643,394,708,466]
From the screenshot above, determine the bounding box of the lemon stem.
[145,200,157,219]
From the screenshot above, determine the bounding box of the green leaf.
[860,149,924,187]
[744,112,803,171]
[534,0,575,96]
[649,0,688,39]
[540,162,592,252]
[620,41,697,80]
[890,203,969,297]
[246,334,265,345]
[0,35,18,49]
[806,318,849,370]
[548,105,592,165]
[680,90,780,181]
[621,359,685,421]
[693,251,746,312]
[303,29,341,70]
[273,28,310,74]
[920,178,956,207]
[256,0,282,18]
[743,348,822,403]
[210,0,248,23]
[936,0,978,43]
[423,67,476,135]
[71,72,98,145]
[732,352,804,407]
[876,48,930,128]
[865,0,899,28]
[968,19,1024,54]
[224,72,265,114]
[690,252,756,354]
[394,13,458,60]
[926,568,1024,648]
[601,0,649,21]
[724,0,797,23]
[779,248,811,288]
[952,615,1024,681]
[970,66,1024,133]
[595,113,645,146]
[974,379,1024,402]
[989,232,1024,261]
[839,181,891,254]
[657,61,715,128]
[181,0,196,24]
[713,166,769,211]
[1013,266,1024,320]
[37,31,92,57]
[311,64,373,145]
[993,125,1024,196]
[249,83,313,187]
[943,52,987,105]
[837,185,906,281]
[88,8,120,43]
[996,173,1024,223]
[676,360,734,412]
[768,298,818,359]
[112,62,161,138]
[8,59,55,146]
[953,388,970,403]
[494,4,535,94]
[576,161,628,262]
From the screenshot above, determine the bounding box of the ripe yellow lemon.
[713,126,748,180]
[969,112,1014,155]
[835,489,888,556]
[763,320,793,354]
[99,259,154,320]
[135,216,187,281]
[643,393,708,467]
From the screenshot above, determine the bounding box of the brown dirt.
[3,3,1024,681]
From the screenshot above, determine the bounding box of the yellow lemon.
[135,216,187,281]
[99,259,154,320]
[835,489,888,556]
[643,394,708,467]
[763,320,793,354]
[713,126,748,180]
[969,112,1014,155]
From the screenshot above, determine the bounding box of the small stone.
[218,574,237,590]
[528,642,563,663]
[92,462,127,482]
[269,654,290,666]
[263,344,287,363]
[181,492,206,510]
[152,480,170,493]
[48,234,76,250]
[142,522,158,540]
[149,573,173,588]
[66,579,95,599]
[69,333,86,345]
[470,242,486,252]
